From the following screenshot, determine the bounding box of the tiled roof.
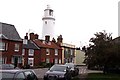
[33,39,61,49]
[0,22,22,41]
[23,40,40,49]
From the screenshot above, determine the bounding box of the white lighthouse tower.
[42,5,55,40]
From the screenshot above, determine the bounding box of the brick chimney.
[35,34,39,39]
[29,33,35,40]
[24,33,28,39]
[57,35,63,43]
[57,35,63,46]
[23,33,28,44]
[52,38,56,43]
[45,35,50,42]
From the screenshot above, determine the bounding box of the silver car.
[0,69,38,80]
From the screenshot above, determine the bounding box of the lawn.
[87,73,120,80]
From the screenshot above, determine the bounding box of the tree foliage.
[83,31,120,72]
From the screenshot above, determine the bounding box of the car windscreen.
[50,65,66,72]
[1,72,14,80]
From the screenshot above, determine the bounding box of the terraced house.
[33,35,62,64]
[22,33,40,67]
[0,22,23,68]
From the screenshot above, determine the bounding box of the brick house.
[0,22,23,68]
[22,33,40,67]
[33,35,62,64]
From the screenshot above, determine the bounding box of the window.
[55,58,58,64]
[46,58,49,63]
[22,49,25,55]
[2,57,7,64]
[45,21,47,24]
[14,44,19,52]
[28,58,34,66]
[11,56,22,64]
[0,42,5,51]
[18,57,22,63]
[29,49,34,56]
[49,10,53,16]
[71,49,73,55]
[16,72,26,80]
[59,59,61,64]
[46,49,50,55]
[55,49,58,55]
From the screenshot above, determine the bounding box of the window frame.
[28,49,34,56]
[14,43,19,52]
[22,49,25,55]
[55,49,58,56]
[46,48,50,55]
[0,42,6,51]
[46,58,50,63]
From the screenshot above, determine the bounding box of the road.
[32,66,103,80]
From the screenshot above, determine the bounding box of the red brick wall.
[40,48,62,64]
[1,39,22,65]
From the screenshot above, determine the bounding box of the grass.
[87,73,120,80]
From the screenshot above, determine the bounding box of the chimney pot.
[45,35,50,42]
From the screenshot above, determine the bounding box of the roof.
[23,40,40,49]
[33,39,61,49]
[0,22,22,41]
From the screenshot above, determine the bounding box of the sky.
[0,0,119,47]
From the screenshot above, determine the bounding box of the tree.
[83,31,116,71]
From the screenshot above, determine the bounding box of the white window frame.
[18,57,22,63]
[46,58,50,63]
[55,49,58,56]
[28,58,34,66]
[55,58,58,64]
[71,49,73,55]
[22,49,25,55]
[29,49,34,56]
[14,44,19,52]
[2,57,7,64]
[0,42,6,51]
[59,59,61,64]
[46,49,50,55]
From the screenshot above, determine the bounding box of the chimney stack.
[45,35,50,42]
[35,34,39,39]
[24,33,28,39]
[23,33,28,44]
[30,33,35,40]
[57,35,63,43]
[57,35,63,46]
[52,38,56,43]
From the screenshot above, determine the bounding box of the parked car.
[0,69,38,80]
[44,64,72,80]
[0,64,19,70]
[65,63,79,76]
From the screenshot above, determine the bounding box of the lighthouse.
[42,5,55,40]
